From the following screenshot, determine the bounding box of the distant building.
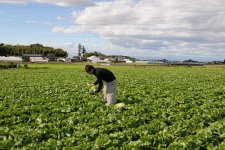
[115,57,125,62]
[46,53,57,62]
[148,60,165,64]
[0,56,22,63]
[22,54,44,62]
[65,57,78,63]
[211,61,224,64]
[87,56,110,63]
[135,60,150,64]
[87,56,101,62]
[72,56,81,62]
[30,57,48,63]
[106,56,125,62]
[123,59,133,63]
[22,54,48,63]
[183,59,198,64]
[57,58,64,62]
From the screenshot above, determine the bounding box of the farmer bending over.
[85,65,117,105]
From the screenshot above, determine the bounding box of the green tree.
[0,43,6,56]
[78,43,82,58]
[0,43,68,57]
[85,51,106,57]
[82,46,86,58]
[77,43,87,61]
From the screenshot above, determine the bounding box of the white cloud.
[0,0,27,4]
[1,0,225,60]
[52,0,225,60]
[52,26,86,34]
[0,0,93,7]
[34,0,93,7]
[57,16,63,21]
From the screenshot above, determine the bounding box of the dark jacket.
[93,68,116,93]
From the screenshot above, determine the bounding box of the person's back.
[94,68,116,82]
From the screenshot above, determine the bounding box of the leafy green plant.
[0,64,225,149]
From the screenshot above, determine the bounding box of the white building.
[87,56,110,63]
[30,57,48,63]
[135,60,150,64]
[65,58,72,63]
[148,60,164,64]
[87,56,101,61]
[0,56,22,63]
[123,59,133,63]
[57,58,66,62]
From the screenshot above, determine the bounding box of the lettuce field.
[0,64,225,149]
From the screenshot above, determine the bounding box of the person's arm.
[93,80,98,85]
[95,80,103,93]
[93,76,103,93]
[92,69,103,93]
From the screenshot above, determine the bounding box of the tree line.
[0,43,68,57]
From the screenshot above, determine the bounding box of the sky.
[0,0,225,61]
